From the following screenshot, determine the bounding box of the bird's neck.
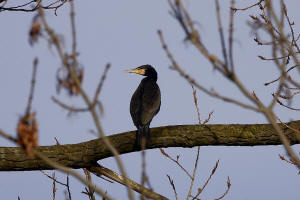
[145,74,157,82]
[145,70,158,81]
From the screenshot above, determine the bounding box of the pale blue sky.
[1,0,300,199]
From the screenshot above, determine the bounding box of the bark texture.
[0,121,299,171]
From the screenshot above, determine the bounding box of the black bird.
[125,64,161,149]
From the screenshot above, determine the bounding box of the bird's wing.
[130,85,143,127]
[140,82,161,125]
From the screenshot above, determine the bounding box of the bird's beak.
[125,68,146,75]
[124,69,137,73]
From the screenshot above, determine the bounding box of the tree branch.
[1,120,300,171]
[88,164,168,200]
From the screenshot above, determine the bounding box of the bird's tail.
[136,125,150,149]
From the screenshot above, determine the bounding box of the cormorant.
[125,64,161,149]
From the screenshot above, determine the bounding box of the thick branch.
[1,121,300,171]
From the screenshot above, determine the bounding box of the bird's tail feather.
[137,125,150,149]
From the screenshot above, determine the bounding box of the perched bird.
[125,65,161,149]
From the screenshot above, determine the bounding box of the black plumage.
[126,65,161,148]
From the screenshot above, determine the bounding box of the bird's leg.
[144,125,150,148]
[136,125,150,150]
[134,130,140,150]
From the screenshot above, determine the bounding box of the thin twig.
[1,0,35,10]
[273,95,300,111]
[0,0,68,13]
[203,111,214,125]
[186,147,200,200]
[167,0,226,74]
[215,0,229,72]
[231,0,264,11]
[140,149,153,199]
[89,164,168,200]
[92,63,111,105]
[186,85,201,200]
[283,2,300,52]
[66,174,72,200]
[0,129,18,143]
[214,177,231,200]
[160,148,192,179]
[258,54,293,61]
[228,0,235,73]
[52,96,89,112]
[70,0,76,58]
[279,154,300,175]
[264,65,298,86]
[41,170,69,187]
[264,109,300,168]
[41,170,72,200]
[83,169,96,200]
[192,160,220,200]
[276,117,300,135]
[52,172,57,200]
[141,150,146,200]
[25,58,38,116]
[167,175,178,200]
[191,85,201,124]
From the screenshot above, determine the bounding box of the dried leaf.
[17,112,39,158]
[29,15,42,46]
[56,61,84,96]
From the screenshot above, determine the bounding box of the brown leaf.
[17,112,39,158]
[56,63,84,96]
[29,16,42,46]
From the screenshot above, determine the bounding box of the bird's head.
[125,64,157,78]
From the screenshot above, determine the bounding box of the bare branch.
[160,148,192,179]
[215,0,229,72]
[192,160,220,200]
[167,175,178,200]
[0,0,68,14]
[214,177,231,200]
[25,58,38,116]
[231,0,264,12]
[186,85,201,200]
[228,0,235,72]
[83,169,96,200]
[89,164,168,200]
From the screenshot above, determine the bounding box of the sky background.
[1,0,300,199]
